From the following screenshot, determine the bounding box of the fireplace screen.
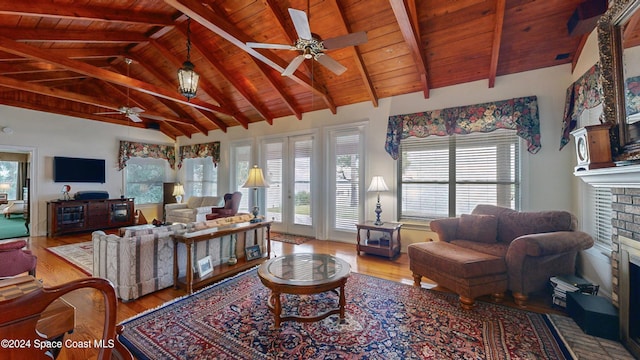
[111,203,129,223]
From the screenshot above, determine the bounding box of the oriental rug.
[119,268,574,359]
[46,241,93,275]
[270,231,313,245]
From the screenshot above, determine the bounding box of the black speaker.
[74,191,109,200]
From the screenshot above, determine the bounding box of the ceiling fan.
[247,8,367,76]
[95,58,146,123]
[96,106,145,123]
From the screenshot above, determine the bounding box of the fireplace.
[619,235,640,358]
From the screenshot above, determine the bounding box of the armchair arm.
[429,217,460,242]
[195,206,215,215]
[507,231,594,258]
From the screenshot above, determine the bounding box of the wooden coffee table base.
[265,280,348,329]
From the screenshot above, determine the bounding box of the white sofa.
[3,200,24,218]
[165,196,223,223]
[92,213,259,301]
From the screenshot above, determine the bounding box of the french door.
[261,134,315,237]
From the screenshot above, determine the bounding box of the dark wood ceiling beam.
[176,22,275,125]
[571,33,589,73]
[0,29,150,44]
[124,56,215,134]
[0,60,112,75]
[164,0,337,114]
[0,96,147,129]
[389,0,429,98]
[327,0,378,107]
[149,39,249,128]
[488,0,506,88]
[0,35,233,116]
[0,48,124,62]
[0,1,175,26]
[0,74,198,127]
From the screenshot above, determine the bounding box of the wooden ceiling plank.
[128,55,216,134]
[327,0,378,107]
[0,48,125,61]
[488,0,506,88]
[0,29,150,43]
[0,0,175,26]
[389,0,429,98]
[252,58,303,120]
[163,0,336,114]
[181,25,275,125]
[149,39,249,128]
[0,35,233,116]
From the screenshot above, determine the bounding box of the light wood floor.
[24,233,561,360]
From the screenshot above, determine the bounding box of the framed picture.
[197,256,213,278]
[245,245,262,261]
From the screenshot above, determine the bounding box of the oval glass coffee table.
[257,253,351,328]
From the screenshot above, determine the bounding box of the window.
[125,158,169,205]
[0,161,18,199]
[230,143,252,213]
[589,186,613,248]
[328,127,364,232]
[183,157,218,198]
[399,129,520,220]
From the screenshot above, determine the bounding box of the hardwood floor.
[24,233,562,360]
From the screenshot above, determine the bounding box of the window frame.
[182,157,218,198]
[124,157,170,205]
[398,129,521,221]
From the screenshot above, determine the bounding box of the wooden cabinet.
[47,198,134,237]
[356,221,402,259]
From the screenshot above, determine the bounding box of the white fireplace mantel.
[574,164,640,188]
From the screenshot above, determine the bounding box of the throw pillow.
[456,214,498,243]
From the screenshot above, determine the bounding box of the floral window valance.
[560,63,603,150]
[385,96,540,160]
[177,142,221,169]
[118,141,176,170]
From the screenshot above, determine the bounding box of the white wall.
[0,107,171,236]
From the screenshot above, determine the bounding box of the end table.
[356,221,402,259]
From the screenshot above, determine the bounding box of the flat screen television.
[53,156,106,183]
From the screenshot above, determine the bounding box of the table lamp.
[368,176,389,225]
[172,183,185,203]
[242,165,269,223]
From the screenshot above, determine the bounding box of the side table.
[356,221,402,259]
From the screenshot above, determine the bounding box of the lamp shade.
[242,165,269,188]
[0,183,10,191]
[172,183,185,196]
[367,176,389,192]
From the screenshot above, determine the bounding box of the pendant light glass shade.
[178,18,199,100]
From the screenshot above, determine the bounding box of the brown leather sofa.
[408,205,594,309]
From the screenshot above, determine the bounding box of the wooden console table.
[172,221,271,294]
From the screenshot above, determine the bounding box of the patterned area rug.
[270,232,313,245]
[120,268,573,359]
[46,241,93,275]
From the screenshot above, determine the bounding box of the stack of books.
[549,275,599,308]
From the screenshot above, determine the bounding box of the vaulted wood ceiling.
[0,0,590,139]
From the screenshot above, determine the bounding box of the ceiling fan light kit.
[178,17,199,100]
[247,8,367,77]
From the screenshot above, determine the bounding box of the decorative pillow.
[456,214,498,243]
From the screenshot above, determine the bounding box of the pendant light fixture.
[177,17,199,100]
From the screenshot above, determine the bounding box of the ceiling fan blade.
[315,54,347,75]
[247,42,294,50]
[94,111,121,115]
[139,113,166,121]
[127,114,143,123]
[323,31,368,50]
[129,107,144,114]
[289,8,312,40]
[282,55,306,76]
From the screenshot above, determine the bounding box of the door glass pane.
[264,142,283,223]
[293,139,312,226]
[334,133,360,231]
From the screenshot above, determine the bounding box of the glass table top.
[258,253,351,286]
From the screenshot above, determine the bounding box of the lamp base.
[250,206,262,223]
[374,201,383,226]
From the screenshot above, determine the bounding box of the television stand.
[47,198,135,237]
